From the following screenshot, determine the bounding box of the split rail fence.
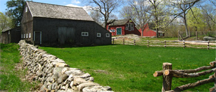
[153,59,216,92]
[112,38,216,49]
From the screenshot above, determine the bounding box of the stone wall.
[18,40,112,92]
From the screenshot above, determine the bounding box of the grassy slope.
[40,45,215,91]
[0,43,35,91]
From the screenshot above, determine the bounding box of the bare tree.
[89,0,122,28]
[120,0,151,36]
[148,0,165,38]
[90,9,103,25]
[200,4,216,31]
[205,0,216,30]
[169,0,201,37]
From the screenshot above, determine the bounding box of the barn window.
[126,23,134,31]
[24,34,25,38]
[29,33,31,38]
[81,32,89,36]
[25,7,28,13]
[21,34,23,38]
[110,29,115,32]
[106,33,110,37]
[26,34,28,38]
[130,23,134,31]
[125,23,129,30]
[97,33,101,37]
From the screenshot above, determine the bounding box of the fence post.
[210,59,216,92]
[134,40,136,46]
[162,63,172,92]
[147,40,149,47]
[214,58,216,87]
[123,38,125,45]
[164,40,166,48]
[183,40,185,49]
[113,38,115,44]
[207,40,210,50]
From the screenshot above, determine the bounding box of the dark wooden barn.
[21,1,111,46]
[0,27,21,44]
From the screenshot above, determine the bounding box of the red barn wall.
[139,24,157,37]
[109,25,125,36]
[108,25,141,36]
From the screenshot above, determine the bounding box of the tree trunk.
[104,19,108,29]
[183,12,189,37]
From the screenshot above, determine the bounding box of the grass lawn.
[40,45,215,91]
[0,43,37,91]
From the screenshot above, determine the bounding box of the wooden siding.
[21,5,33,43]
[108,25,141,36]
[33,18,111,46]
[107,19,141,36]
[1,27,21,44]
[139,24,164,37]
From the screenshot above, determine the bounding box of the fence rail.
[112,38,216,49]
[153,60,216,92]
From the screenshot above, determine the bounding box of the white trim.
[109,29,115,32]
[97,33,101,37]
[26,33,28,38]
[25,7,28,13]
[34,31,42,44]
[106,33,110,37]
[81,32,89,36]
[29,33,31,38]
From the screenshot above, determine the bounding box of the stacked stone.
[18,40,113,92]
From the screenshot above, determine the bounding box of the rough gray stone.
[57,74,68,84]
[18,40,112,92]
[77,82,99,91]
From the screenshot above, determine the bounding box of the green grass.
[0,43,37,91]
[40,45,215,91]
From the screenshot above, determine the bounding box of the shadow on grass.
[39,44,118,48]
[0,43,19,52]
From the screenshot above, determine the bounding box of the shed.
[139,23,164,37]
[0,27,21,44]
[21,1,111,46]
[106,19,141,36]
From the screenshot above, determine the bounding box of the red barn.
[139,23,164,37]
[106,19,141,36]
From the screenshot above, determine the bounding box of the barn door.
[58,27,75,44]
[34,31,42,45]
[116,28,122,35]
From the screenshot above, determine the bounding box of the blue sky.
[0,0,87,13]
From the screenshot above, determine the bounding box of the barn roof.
[26,1,94,21]
[108,19,129,26]
[2,27,11,33]
[2,27,21,33]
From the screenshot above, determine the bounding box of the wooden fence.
[153,60,216,92]
[112,38,216,49]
